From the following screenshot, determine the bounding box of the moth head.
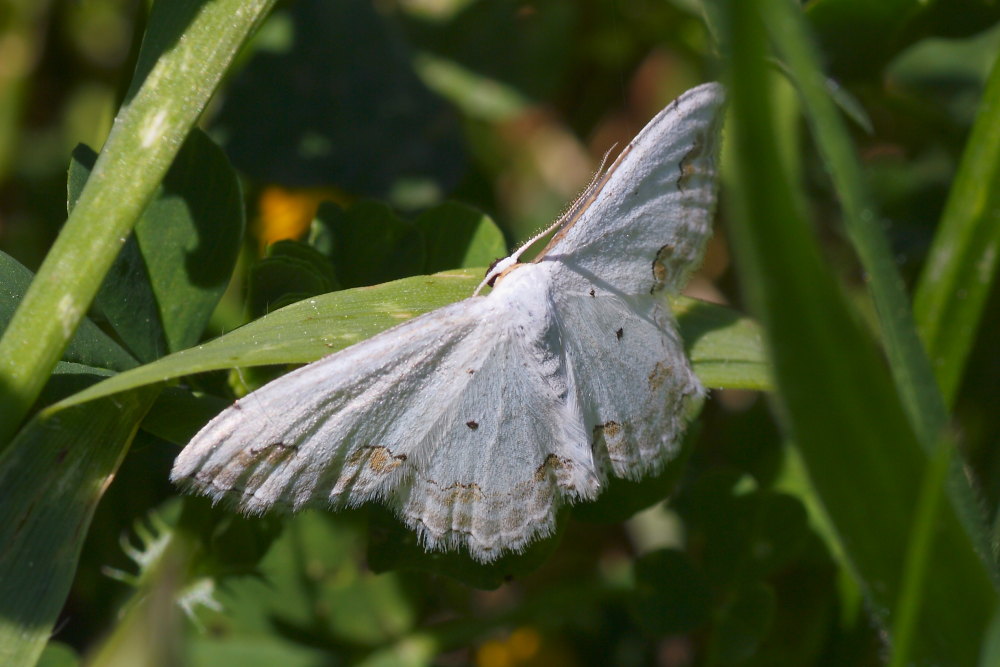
[482,255,519,290]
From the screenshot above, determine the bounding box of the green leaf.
[979,609,1000,667]
[54,270,768,409]
[317,201,426,288]
[401,0,576,102]
[767,0,954,461]
[188,636,335,667]
[414,201,508,273]
[628,549,712,636]
[213,0,464,204]
[4,251,193,459]
[0,251,136,374]
[36,642,79,667]
[806,0,1000,81]
[673,296,771,391]
[743,492,810,581]
[206,511,416,644]
[913,51,1000,406]
[248,240,339,317]
[0,388,157,666]
[140,387,231,446]
[0,0,277,442]
[72,129,244,362]
[39,362,116,408]
[713,582,776,664]
[680,475,809,589]
[723,3,997,663]
[764,0,997,659]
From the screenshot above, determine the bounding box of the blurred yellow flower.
[254,185,349,251]
[476,627,543,667]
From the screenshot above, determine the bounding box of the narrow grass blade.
[722,2,997,663]
[913,52,1000,406]
[0,389,157,665]
[54,271,769,410]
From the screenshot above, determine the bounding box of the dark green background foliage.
[1,0,999,665]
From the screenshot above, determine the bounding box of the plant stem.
[0,0,276,444]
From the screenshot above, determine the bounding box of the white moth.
[172,83,725,562]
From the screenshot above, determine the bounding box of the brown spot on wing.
[648,362,671,391]
[533,453,571,482]
[348,445,407,473]
[466,420,479,430]
[237,440,299,468]
[426,477,486,503]
[592,421,628,459]
[651,244,674,293]
[594,421,621,438]
[677,131,707,191]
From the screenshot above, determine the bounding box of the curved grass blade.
[912,52,1000,406]
[0,388,158,665]
[54,270,769,411]
[723,2,997,663]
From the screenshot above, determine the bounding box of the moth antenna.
[474,143,621,296]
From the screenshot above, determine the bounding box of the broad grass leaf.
[54,271,769,410]
[70,129,244,362]
[414,201,508,273]
[0,388,157,665]
[724,5,997,662]
[317,201,426,288]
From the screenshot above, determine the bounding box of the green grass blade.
[887,439,953,667]
[763,0,949,458]
[0,0,276,443]
[762,2,998,655]
[0,389,158,665]
[55,270,769,411]
[805,0,1000,80]
[913,52,1000,406]
[722,2,997,663]
[1,251,136,373]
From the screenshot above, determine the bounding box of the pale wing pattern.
[390,265,602,560]
[172,265,600,562]
[539,82,725,297]
[553,287,701,480]
[170,298,494,514]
